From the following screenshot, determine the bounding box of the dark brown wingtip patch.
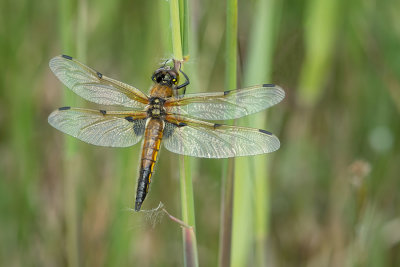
[100,110,107,115]
[178,122,187,127]
[96,71,103,79]
[224,90,231,95]
[213,123,223,129]
[263,83,275,87]
[61,55,73,60]
[259,129,273,135]
[58,106,71,111]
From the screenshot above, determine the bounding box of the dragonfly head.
[151,66,179,87]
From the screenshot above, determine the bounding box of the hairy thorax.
[149,84,173,98]
[147,84,173,119]
[147,97,166,119]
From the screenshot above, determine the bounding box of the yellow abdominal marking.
[152,151,158,162]
[156,140,161,150]
[147,172,152,192]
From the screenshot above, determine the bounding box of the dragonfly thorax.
[147,97,166,119]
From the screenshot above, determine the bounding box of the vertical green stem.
[170,0,183,61]
[170,1,199,266]
[77,0,88,61]
[219,0,237,266]
[60,0,88,265]
[60,0,79,266]
[225,0,237,91]
[218,159,234,267]
[243,0,282,266]
[179,0,189,57]
[298,0,340,107]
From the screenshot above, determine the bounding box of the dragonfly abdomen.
[135,118,164,211]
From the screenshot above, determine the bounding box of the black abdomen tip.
[135,201,142,211]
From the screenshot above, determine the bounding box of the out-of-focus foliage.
[0,0,399,266]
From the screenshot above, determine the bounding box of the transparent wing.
[49,55,149,109]
[48,107,147,147]
[165,84,285,120]
[163,115,280,158]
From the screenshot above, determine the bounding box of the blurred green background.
[1,0,400,266]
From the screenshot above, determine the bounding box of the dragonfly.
[48,55,285,211]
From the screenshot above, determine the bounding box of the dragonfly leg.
[177,68,190,89]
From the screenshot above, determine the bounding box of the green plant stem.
[179,0,189,57]
[60,0,79,266]
[60,0,89,265]
[218,158,234,267]
[170,1,198,266]
[298,0,340,107]
[77,0,88,61]
[179,156,196,229]
[170,0,183,61]
[243,0,282,265]
[227,0,252,264]
[219,0,237,266]
[225,0,237,91]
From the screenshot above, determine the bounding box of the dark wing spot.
[213,123,223,129]
[178,122,187,127]
[125,116,134,122]
[224,90,231,95]
[263,84,275,87]
[61,55,73,60]
[164,123,177,139]
[96,71,103,79]
[258,129,272,135]
[100,110,107,115]
[133,119,146,136]
[58,106,71,110]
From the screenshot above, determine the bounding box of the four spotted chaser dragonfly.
[48,55,285,211]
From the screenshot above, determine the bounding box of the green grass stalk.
[170,0,183,61]
[225,0,255,265]
[218,159,234,267]
[243,0,282,266]
[170,1,199,266]
[218,0,237,266]
[232,158,251,267]
[179,0,189,57]
[60,0,81,265]
[298,0,340,107]
[3,2,38,266]
[77,0,88,62]
[224,0,237,91]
